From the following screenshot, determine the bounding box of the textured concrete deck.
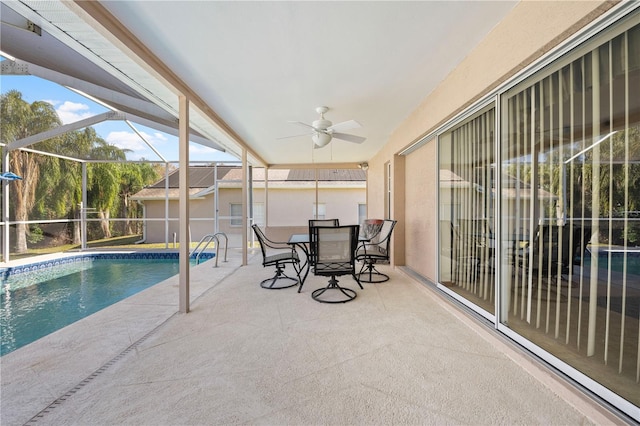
[1,249,621,425]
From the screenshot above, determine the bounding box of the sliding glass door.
[439,107,496,315]
[499,21,640,406]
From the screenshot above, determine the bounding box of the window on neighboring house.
[230,203,242,226]
[252,202,265,226]
[313,203,326,219]
[358,203,367,224]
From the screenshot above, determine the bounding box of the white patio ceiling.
[1,0,518,167]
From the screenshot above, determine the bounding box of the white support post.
[2,148,9,263]
[179,95,190,314]
[242,149,248,266]
[164,163,169,249]
[81,163,88,250]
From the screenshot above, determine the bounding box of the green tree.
[0,90,61,253]
[118,161,159,235]
[86,136,127,239]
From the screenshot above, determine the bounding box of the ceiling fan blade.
[328,119,361,133]
[288,121,315,129]
[276,132,312,140]
[332,132,366,144]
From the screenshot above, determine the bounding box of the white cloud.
[189,143,219,155]
[56,101,93,124]
[152,132,168,142]
[105,130,170,160]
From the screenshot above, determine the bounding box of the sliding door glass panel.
[439,107,496,315]
[500,22,640,406]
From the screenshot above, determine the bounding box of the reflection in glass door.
[439,107,496,315]
[499,22,640,408]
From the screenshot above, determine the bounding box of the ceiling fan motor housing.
[312,119,332,130]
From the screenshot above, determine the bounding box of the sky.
[0,63,238,163]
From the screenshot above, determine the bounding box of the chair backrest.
[361,219,384,242]
[309,219,339,227]
[312,225,360,276]
[365,219,396,258]
[531,223,591,275]
[308,219,339,265]
[251,224,270,260]
[252,224,289,261]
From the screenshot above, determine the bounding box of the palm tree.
[0,90,61,253]
[118,161,160,235]
[86,137,127,239]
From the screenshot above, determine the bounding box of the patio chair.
[308,219,339,268]
[252,224,301,289]
[360,218,384,242]
[516,222,591,283]
[355,219,397,283]
[311,224,362,303]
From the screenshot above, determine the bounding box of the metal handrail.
[212,232,228,266]
[191,232,228,267]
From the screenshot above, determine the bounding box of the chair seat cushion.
[264,251,299,266]
[356,246,386,259]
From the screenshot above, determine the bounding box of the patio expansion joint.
[23,312,179,425]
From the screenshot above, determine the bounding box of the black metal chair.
[310,224,362,303]
[355,219,397,283]
[517,223,591,280]
[309,219,339,227]
[307,219,339,268]
[252,224,301,289]
[360,218,384,241]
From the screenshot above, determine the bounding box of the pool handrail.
[191,233,228,267]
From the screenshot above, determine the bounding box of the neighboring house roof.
[439,169,557,200]
[131,166,366,201]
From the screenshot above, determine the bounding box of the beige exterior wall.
[266,187,364,227]
[404,139,438,282]
[139,185,365,244]
[366,1,613,276]
[142,197,215,245]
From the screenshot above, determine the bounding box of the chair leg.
[357,261,389,283]
[260,263,298,289]
[311,276,357,303]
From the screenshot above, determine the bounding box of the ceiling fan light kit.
[312,132,332,148]
[280,106,366,149]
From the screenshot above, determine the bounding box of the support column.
[81,163,88,250]
[392,154,405,266]
[242,149,248,266]
[2,148,9,263]
[179,95,190,313]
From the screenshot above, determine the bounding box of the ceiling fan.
[280,106,366,148]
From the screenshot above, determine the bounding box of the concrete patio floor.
[1,249,623,425]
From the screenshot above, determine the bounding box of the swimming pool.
[0,252,213,356]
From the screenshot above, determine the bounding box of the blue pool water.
[583,249,640,276]
[0,253,211,356]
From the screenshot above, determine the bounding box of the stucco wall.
[366,1,612,277]
[404,140,438,281]
[266,187,365,227]
[142,197,215,244]
[140,185,365,243]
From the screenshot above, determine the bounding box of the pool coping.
[0,250,215,279]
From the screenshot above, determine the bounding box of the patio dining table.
[287,234,313,289]
[287,228,380,290]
